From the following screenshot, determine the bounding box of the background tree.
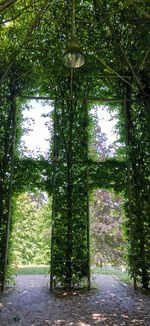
[10,191,51,268]
[90,190,124,267]
[90,106,125,268]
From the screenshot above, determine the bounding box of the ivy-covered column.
[50,75,90,290]
[123,82,150,289]
[0,87,17,292]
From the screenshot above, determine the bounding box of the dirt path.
[0,274,150,326]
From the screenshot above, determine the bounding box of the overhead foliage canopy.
[0,0,149,94]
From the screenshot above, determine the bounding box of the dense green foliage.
[0,0,149,290]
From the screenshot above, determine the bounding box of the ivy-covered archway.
[0,0,149,291]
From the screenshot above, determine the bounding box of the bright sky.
[96,106,117,146]
[21,101,117,158]
[21,101,51,158]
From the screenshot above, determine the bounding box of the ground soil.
[0,274,150,326]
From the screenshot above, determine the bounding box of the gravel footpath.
[0,274,150,326]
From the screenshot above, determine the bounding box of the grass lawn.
[16,265,131,285]
[91,266,131,285]
[16,265,50,275]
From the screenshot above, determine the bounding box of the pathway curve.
[0,274,150,325]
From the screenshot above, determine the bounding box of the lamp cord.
[70,69,73,100]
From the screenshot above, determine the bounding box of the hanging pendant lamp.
[63,0,85,68]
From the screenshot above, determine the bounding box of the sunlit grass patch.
[16,265,49,275]
[91,266,131,285]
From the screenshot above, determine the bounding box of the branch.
[91,52,133,88]
[0,0,49,85]
[107,20,145,94]
[129,1,150,19]
[139,47,150,71]
[1,1,40,24]
[138,7,150,18]
[93,0,146,95]
[0,0,17,12]
[0,62,13,84]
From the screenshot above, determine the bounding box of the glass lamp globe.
[63,37,85,69]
